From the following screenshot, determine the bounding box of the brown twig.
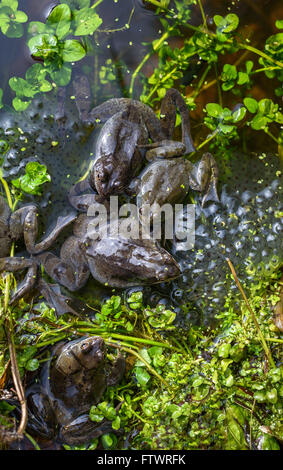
[5,320,27,437]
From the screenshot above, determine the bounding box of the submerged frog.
[26,336,125,445]
[0,195,76,303]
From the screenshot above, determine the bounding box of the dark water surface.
[0,0,282,325]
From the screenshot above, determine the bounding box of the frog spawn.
[168,153,283,326]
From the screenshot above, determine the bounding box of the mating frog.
[72,76,218,211]
[26,336,125,445]
[72,77,199,200]
[34,209,181,291]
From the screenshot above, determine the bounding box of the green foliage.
[11,161,51,195]
[0,0,28,38]
[9,64,52,111]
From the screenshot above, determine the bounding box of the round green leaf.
[14,10,28,23]
[206,102,223,118]
[61,39,86,62]
[243,97,258,113]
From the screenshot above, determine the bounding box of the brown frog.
[0,195,76,303]
[26,336,125,446]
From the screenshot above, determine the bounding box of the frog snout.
[158,257,181,281]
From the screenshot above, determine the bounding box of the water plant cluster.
[0,0,282,451]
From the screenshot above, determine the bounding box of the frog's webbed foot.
[0,257,38,303]
[189,152,219,206]
[60,414,123,446]
[160,88,196,154]
[37,279,83,317]
[138,140,186,161]
[34,236,90,293]
[10,205,77,255]
[72,74,93,124]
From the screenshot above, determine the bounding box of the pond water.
[0,0,282,327]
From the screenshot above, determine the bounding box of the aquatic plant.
[0,0,282,451]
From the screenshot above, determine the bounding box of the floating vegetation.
[0,0,282,451]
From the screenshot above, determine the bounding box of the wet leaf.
[61,39,86,62]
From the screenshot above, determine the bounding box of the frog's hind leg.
[0,257,38,303]
[10,205,77,255]
[34,236,90,292]
[160,88,196,154]
[189,152,219,206]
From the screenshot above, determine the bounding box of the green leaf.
[12,162,51,195]
[250,114,267,130]
[27,21,51,37]
[25,358,39,371]
[48,63,72,86]
[206,102,223,118]
[28,33,58,58]
[112,416,120,430]
[134,366,151,386]
[101,433,117,449]
[0,88,3,109]
[61,39,86,62]
[73,8,102,36]
[12,97,31,111]
[237,71,249,85]
[275,19,283,29]
[259,435,280,450]
[9,76,36,98]
[218,123,235,134]
[232,106,246,122]
[2,21,24,38]
[14,10,28,23]
[1,0,18,10]
[46,4,71,39]
[243,97,258,113]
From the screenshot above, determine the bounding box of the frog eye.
[80,342,93,354]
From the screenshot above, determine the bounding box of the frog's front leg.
[188,152,219,206]
[107,352,126,387]
[34,236,90,292]
[159,88,196,154]
[139,140,186,161]
[0,257,38,303]
[10,206,77,255]
[68,179,107,212]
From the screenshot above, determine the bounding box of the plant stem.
[129,29,172,97]
[91,0,103,9]
[198,0,207,28]
[144,1,283,68]
[226,258,275,368]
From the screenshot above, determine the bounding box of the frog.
[71,75,218,212]
[25,336,125,445]
[0,195,76,303]
[136,152,219,225]
[33,209,181,292]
